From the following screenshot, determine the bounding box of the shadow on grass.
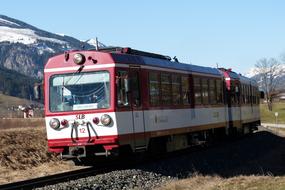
[137,130,285,178]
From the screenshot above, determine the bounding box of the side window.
[230,81,235,105]
[116,70,129,107]
[249,85,252,104]
[242,85,245,104]
[149,72,160,106]
[235,83,240,104]
[194,77,202,105]
[172,75,182,105]
[209,79,217,104]
[244,85,247,104]
[161,73,172,105]
[216,79,223,104]
[182,76,190,105]
[257,88,260,104]
[131,71,141,107]
[202,78,209,105]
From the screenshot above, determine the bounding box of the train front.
[44,50,118,159]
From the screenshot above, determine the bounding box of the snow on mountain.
[244,67,257,78]
[245,64,285,78]
[0,26,67,45]
[85,38,106,48]
[0,15,99,78]
[0,18,20,27]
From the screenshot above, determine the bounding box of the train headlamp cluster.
[73,53,86,65]
[100,114,112,126]
[49,118,60,129]
[49,114,112,130]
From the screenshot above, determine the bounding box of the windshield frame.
[48,70,110,113]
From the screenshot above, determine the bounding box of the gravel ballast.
[36,169,174,190]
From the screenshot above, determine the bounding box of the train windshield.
[49,71,110,112]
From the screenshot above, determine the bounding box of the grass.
[260,102,285,124]
[0,94,33,108]
[0,127,58,170]
[0,93,43,118]
[158,175,285,190]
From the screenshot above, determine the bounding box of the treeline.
[0,66,40,99]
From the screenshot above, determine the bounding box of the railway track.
[0,160,130,190]
[0,167,97,190]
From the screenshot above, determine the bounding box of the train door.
[129,67,146,151]
[236,82,242,130]
[227,80,242,134]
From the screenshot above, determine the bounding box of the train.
[43,47,260,163]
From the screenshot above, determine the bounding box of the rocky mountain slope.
[0,15,105,99]
[0,15,106,78]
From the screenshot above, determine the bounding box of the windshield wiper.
[77,65,85,73]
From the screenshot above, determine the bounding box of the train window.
[182,76,190,105]
[116,70,130,107]
[131,71,141,107]
[242,85,245,104]
[209,79,216,104]
[161,73,172,105]
[49,71,110,112]
[252,87,255,104]
[193,77,202,105]
[216,80,223,104]
[149,72,160,106]
[235,84,240,104]
[256,88,260,104]
[202,78,209,105]
[230,81,236,105]
[246,86,247,104]
[172,75,182,105]
[248,85,250,104]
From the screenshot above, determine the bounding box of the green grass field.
[260,102,285,124]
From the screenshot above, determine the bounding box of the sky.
[1,0,285,75]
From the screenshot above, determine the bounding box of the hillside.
[0,66,39,99]
[0,93,42,118]
[0,15,106,99]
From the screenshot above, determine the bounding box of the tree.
[255,58,284,111]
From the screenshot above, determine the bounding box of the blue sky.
[1,0,285,74]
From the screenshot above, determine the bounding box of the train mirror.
[34,82,42,100]
[124,78,130,92]
[260,91,264,99]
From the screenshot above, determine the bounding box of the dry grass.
[0,118,44,129]
[0,161,81,184]
[0,94,33,108]
[159,174,222,190]
[0,125,85,185]
[158,174,285,190]
[0,127,58,170]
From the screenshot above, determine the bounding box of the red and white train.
[44,47,260,161]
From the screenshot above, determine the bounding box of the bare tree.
[255,58,284,111]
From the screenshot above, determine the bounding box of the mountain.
[0,15,106,99]
[0,15,106,78]
[247,65,285,92]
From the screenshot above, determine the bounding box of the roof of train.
[46,47,255,84]
[110,52,222,76]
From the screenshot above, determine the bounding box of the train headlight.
[73,53,86,65]
[100,114,112,126]
[49,118,60,129]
